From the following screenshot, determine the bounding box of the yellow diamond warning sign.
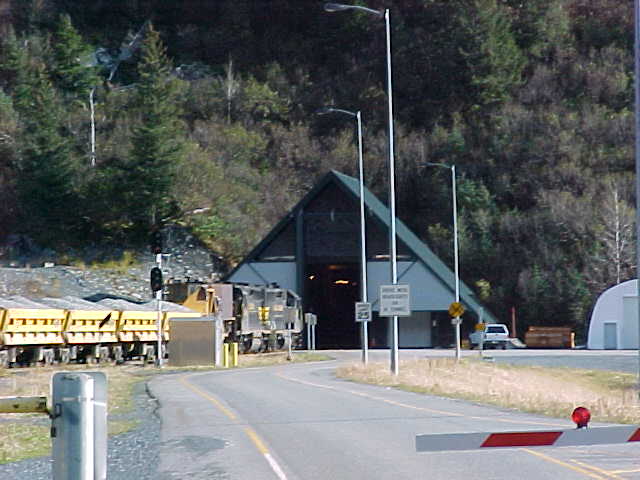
[448,302,465,318]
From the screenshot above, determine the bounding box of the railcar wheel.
[249,337,262,353]
[145,345,156,364]
[98,346,111,364]
[59,349,71,364]
[240,337,252,354]
[43,350,55,366]
[113,346,124,364]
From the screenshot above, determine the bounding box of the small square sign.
[355,302,372,322]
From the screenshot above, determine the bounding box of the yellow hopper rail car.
[0,295,199,367]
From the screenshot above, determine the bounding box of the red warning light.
[571,407,591,429]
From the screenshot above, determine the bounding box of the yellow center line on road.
[274,371,630,478]
[179,374,288,480]
[179,375,237,420]
[244,427,269,455]
[521,449,611,480]
[275,371,567,428]
[570,459,625,479]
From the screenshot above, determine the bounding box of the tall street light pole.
[324,3,399,375]
[317,107,369,364]
[634,0,640,395]
[423,162,461,361]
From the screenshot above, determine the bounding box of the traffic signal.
[150,267,163,292]
[150,230,162,255]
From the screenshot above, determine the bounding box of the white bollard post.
[52,372,107,480]
[312,324,316,350]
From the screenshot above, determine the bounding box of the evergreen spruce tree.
[125,23,185,234]
[13,54,78,245]
[462,0,525,109]
[0,90,20,234]
[0,28,27,92]
[50,14,99,100]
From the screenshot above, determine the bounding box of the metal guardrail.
[0,396,48,414]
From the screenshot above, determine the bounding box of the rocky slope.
[0,226,226,300]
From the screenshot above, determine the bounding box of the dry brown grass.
[337,358,640,424]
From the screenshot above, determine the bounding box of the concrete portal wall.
[367,261,453,311]
[229,260,442,349]
[230,260,455,312]
[227,262,297,291]
[397,311,431,348]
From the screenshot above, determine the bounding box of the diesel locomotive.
[165,280,304,353]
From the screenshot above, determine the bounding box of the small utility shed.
[225,170,496,349]
[587,279,639,349]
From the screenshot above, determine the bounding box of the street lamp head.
[324,3,383,16]
[315,107,335,115]
[315,106,357,117]
[421,162,451,170]
[324,3,351,12]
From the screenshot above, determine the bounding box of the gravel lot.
[0,380,161,479]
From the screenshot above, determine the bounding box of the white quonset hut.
[225,170,496,349]
[587,279,639,349]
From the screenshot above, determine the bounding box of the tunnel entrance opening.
[305,263,360,349]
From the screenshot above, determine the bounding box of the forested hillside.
[0,0,635,339]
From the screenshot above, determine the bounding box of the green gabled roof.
[225,170,496,322]
[330,170,496,322]
[224,170,346,278]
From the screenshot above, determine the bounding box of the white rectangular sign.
[355,302,372,322]
[379,284,411,317]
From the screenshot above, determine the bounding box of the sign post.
[304,313,317,350]
[448,301,465,361]
[379,285,411,374]
[355,302,372,363]
[312,317,316,350]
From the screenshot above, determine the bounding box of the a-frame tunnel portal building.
[225,170,496,349]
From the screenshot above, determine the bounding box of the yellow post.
[231,342,238,367]
[223,343,230,368]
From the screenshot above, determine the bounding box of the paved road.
[149,350,640,479]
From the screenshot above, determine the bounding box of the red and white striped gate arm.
[416,426,640,452]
